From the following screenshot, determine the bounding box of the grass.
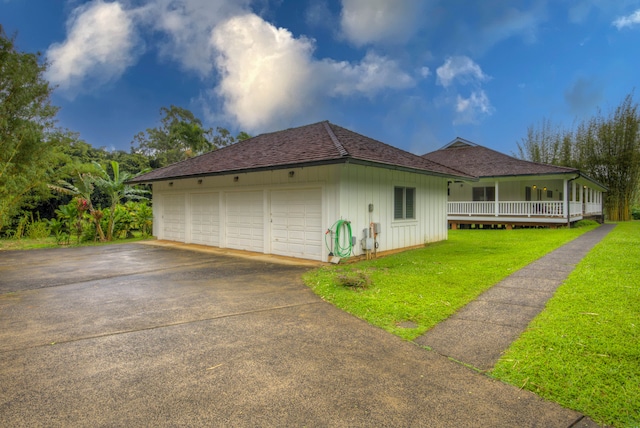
[0,234,152,251]
[491,222,640,427]
[303,223,598,341]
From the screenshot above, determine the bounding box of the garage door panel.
[271,189,322,261]
[190,193,219,246]
[226,191,264,252]
[163,194,186,241]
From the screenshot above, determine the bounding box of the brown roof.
[129,121,471,183]
[421,138,578,178]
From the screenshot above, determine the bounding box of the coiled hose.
[325,219,353,258]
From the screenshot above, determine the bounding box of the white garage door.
[190,192,219,246]
[271,188,323,260]
[163,194,185,241]
[225,191,264,252]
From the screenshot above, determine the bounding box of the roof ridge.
[323,121,348,157]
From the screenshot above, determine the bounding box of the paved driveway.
[0,243,590,427]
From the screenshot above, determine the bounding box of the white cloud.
[455,90,493,124]
[613,9,640,29]
[340,0,424,46]
[211,14,317,131]
[211,13,416,132]
[324,52,415,97]
[45,0,140,94]
[136,0,249,76]
[436,56,489,88]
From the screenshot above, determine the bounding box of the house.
[421,138,607,229]
[129,121,471,261]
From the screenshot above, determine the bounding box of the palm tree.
[93,161,149,241]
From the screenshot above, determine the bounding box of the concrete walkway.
[414,223,616,371]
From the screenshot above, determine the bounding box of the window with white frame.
[394,187,415,220]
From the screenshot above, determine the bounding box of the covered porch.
[447,176,605,229]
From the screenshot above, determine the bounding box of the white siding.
[336,164,448,256]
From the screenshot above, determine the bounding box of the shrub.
[632,206,640,220]
[573,219,599,228]
[26,220,50,239]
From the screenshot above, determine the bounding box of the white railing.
[570,202,583,217]
[448,202,495,215]
[584,203,601,215]
[499,201,564,216]
[448,201,576,217]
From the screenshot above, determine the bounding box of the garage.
[270,188,323,261]
[190,192,219,246]
[162,194,186,241]
[225,191,264,252]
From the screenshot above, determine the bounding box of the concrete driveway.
[0,243,592,427]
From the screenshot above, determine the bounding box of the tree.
[516,92,640,221]
[93,161,148,241]
[574,95,640,221]
[131,105,248,168]
[515,118,574,166]
[0,26,66,230]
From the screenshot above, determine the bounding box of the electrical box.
[362,238,374,250]
[368,203,374,213]
[351,236,357,247]
[373,223,381,234]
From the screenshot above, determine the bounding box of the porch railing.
[448,201,592,218]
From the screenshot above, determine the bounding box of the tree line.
[516,93,640,221]
[0,27,248,241]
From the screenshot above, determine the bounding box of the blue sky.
[2,0,640,156]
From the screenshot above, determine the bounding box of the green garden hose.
[325,219,353,258]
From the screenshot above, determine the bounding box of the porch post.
[563,179,569,223]
[494,181,499,216]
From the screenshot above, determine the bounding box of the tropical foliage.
[0,29,249,242]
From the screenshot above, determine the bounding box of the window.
[394,187,415,219]
[472,186,495,201]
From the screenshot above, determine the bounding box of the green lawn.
[303,223,598,341]
[491,222,640,427]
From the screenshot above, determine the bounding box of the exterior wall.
[449,178,566,202]
[336,164,449,256]
[150,163,449,261]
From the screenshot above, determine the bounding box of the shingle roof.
[129,121,471,183]
[422,138,578,178]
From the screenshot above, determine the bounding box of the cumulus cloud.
[436,56,489,88]
[211,13,416,132]
[340,0,424,46]
[136,0,249,76]
[324,52,415,96]
[45,0,140,94]
[613,9,640,29]
[454,90,493,124]
[211,14,317,131]
[435,56,493,124]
